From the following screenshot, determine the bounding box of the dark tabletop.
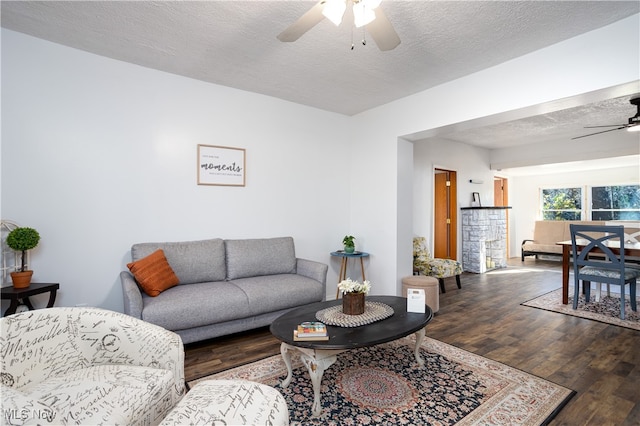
[1,282,59,296]
[270,295,433,350]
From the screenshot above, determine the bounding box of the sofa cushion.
[533,221,568,245]
[132,239,226,284]
[225,237,296,280]
[522,242,563,254]
[142,281,251,330]
[231,274,324,315]
[127,249,180,296]
[22,365,175,426]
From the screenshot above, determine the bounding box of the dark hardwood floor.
[184,258,640,425]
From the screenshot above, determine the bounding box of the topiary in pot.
[6,226,40,288]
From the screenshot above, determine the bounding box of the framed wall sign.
[197,144,246,186]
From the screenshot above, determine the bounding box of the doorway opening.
[434,169,457,260]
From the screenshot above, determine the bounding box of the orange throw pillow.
[127,249,179,297]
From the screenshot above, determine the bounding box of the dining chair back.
[570,224,638,320]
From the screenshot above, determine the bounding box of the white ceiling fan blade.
[277,1,326,42]
[366,7,400,51]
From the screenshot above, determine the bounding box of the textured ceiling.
[442,95,640,149]
[1,1,639,161]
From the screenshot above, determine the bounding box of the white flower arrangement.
[338,278,371,295]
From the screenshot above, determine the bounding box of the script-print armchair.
[413,237,462,293]
[570,224,638,320]
[1,307,185,425]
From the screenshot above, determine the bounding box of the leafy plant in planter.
[6,226,40,288]
[342,235,355,253]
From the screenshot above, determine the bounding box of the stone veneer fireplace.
[461,206,511,273]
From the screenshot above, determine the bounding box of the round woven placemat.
[316,301,394,327]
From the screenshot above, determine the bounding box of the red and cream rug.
[189,336,574,425]
[522,288,640,330]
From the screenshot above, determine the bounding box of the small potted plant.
[6,226,40,288]
[338,278,371,315]
[342,235,355,253]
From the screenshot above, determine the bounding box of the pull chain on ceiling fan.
[572,97,640,139]
[277,0,401,51]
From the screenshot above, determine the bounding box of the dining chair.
[570,224,638,320]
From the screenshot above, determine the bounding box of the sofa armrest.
[120,270,144,319]
[521,239,535,261]
[296,258,328,300]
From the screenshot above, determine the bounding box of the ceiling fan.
[572,97,640,139]
[277,0,401,51]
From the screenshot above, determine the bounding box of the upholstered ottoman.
[160,379,289,425]
[402,275,440,313]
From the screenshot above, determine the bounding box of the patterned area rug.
[188,336,574,425]
[522,288,640,330]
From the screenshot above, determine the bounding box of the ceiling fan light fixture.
[353,1,376,27]
[322,0,347,26]
[279,0,399,51]
[628,125,640,133]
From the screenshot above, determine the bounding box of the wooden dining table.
[558,239,640,304]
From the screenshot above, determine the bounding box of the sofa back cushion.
[225,237,296,280]
[532,220,607,244]
[533,221,568,244]
[131,239,226,284]
[560,221,605,241]
[127,249,180,296]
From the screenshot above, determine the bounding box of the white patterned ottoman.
[160,379,289,425]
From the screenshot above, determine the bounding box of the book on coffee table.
[293,330,329,341]
[296,322,327,337]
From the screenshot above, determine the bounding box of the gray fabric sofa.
[120,237,328,344]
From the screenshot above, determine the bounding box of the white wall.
[412,138,494,258]
[2,14,639,312]
[1,29,353,311]
[507,165,640,258]
[396,138,414,295]
[350,14,639,295]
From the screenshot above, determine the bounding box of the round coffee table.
[270,295,433,417]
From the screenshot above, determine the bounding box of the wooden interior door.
[434,169,457,259]
[494,177,508,206]
[494,176,509,255]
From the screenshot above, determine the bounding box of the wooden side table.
[1,282,60,316]
[330,251,370,298]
